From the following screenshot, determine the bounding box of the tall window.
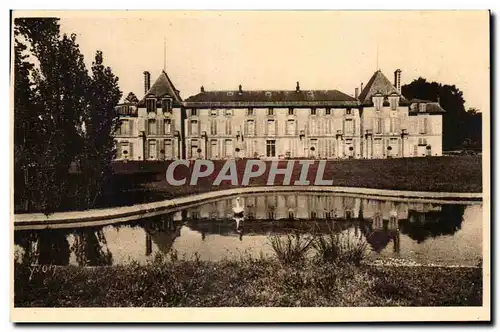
[247,108,254,116]
[191,109,198,116]
[390,98,398,110]
[225,139,233,158]
[148,140,157,159]
[164,139,172,159]
[374,97,383,111]
[120,120,130,135]
[419,103,426,113]
[375,118,382,134]
[211,140,218,158]
[345,119,354,134]
[266,140,276,157]
[191,120,199,135]
[326,108,331,115]
[310,108,317,115]
[162,98,172,113]
[225,119,232,135]
[148,119,156,135]
[210,119,217,135]
[346,108,352,115]
[419,117,427,134]
[146,98,156,112]
[288,108,294,116]
[164,119,171,134]
[267,119,275,135]
[268,108,274,116]
[247,120,255,136]
[286,119,296,135]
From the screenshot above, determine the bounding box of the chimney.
[238,84,243,95]
[394,69,402,93]
[200,86,205,93]
[355,88,359,99]
[296,81,300,92]
[360,82,364,93]
[143,71,151,94]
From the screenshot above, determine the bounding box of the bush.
[268,233,314,265]
[313,229,369,266]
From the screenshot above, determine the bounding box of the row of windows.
[188,108,354,117]
[145,98,173,113]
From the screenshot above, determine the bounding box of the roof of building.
[137,70,183,107]
[358,70,410,106]
[184,88,359,107]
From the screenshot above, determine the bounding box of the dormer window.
[373,95,384,111]
[146,98,156,113]
[389,96,399,110]
[162,98,172,113]
[310,108,317,116]
[191,109,198,116]
[268,108,274,116]
[288,108,295,116]
[247,108,254,116]
[419,103,426,113]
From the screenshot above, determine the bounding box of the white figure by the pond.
[232,197,244,216]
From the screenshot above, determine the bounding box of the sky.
[50,11,489,111]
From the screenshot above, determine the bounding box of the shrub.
[268,233,314,265]
[313,229,369,266]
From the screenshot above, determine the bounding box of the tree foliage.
[13,18,122,213]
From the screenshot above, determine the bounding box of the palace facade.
[114,69,444,160]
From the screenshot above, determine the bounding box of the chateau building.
[114,69,444,160]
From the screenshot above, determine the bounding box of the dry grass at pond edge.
[14,254,482,307]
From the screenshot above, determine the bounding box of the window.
[191,120,199,135]
[310,211,317,219]
[310,108,317,115]
[164,139,172,159]
[419,117,427,134]
[286,119,296,135]
[310,139,318,152]
[191,109,198,116]
[247,120,255,136]
[225,109,233,116]
[247,108,254,116]
[120,142,129,159]
[419,103,426,113]
[326,108,331,115]
[374,96,383,111]
[389,118,395,133]
[375,118,382,134]
[266,140,276,157]
[162,98,172,113]
[148,140,157,159]
[267,108,274,116]
[267,119,276,135]
[164,119,171,134]
[210,119,217,135]
[346,108,352,115]
[390,98,398,110]
[225,119,232,135]
[288,108,294,116]
[120,120,129,135]
[148,119,156,135]
[211,140,218,158]
[190,140,199,158]
[210,109,218,116]
[146,98,156,112]
[345,119,354,134]
[225,139,233,158]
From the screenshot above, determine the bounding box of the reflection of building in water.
[182,194,465,252]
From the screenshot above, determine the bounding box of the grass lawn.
[14,257,482,307]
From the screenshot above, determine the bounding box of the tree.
[462,108,482,150]
[402,78,468,151]
[78,50,122,209]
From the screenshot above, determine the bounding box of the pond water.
[14,193,483,267]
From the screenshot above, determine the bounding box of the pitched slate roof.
[184,89,359,107]
[137,70,183,107]
[358,70,410,106]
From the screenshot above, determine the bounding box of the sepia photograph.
[10,10,490,322]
